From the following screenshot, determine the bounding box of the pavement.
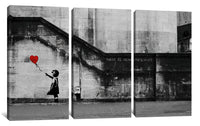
[72,102,131,119]
[134,101,191,117]
[8,103,69,120]
[7,101,190,120]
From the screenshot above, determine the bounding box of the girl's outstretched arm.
[45,73,53,79]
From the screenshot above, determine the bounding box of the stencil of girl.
[45,70,59,103]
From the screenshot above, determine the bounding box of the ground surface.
[8,103,69,120]
[134,101,191,117]
[8,101,190,120]
[72,102,131,119]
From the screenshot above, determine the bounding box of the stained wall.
[72,8,131,53]
[8,6,69,100]
[134,10,177,53]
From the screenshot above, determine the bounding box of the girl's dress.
[47,77,59,95]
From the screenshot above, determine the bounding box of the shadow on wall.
[72,36,131,100]
[156,54,191,100]
[7,16,69,100]
[134,53,191,101]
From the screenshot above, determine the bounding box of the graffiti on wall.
[8,16,69,99]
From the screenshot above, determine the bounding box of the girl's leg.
[54,94,58,102]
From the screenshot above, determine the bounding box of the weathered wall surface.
[156,54,191,100]
[177,11,192,26]
[72,37,131,100]
[8,39,68,99]
[8,19,68,52]
[134,10,177,53]
[72,8,131,100]
[8,8,69,100]
[8,6,69,32]
[134,54,155,99]
[134,10,191,101]
[134,54,191,100]
[72,40,102,99]
[177,12,192,52]
[72,8,131,53]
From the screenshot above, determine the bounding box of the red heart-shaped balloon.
[30,55,38,64]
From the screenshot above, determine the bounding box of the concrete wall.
[134,54,155,99]
[134,10,191,101]
[134,54,191,100]
[8,6,69,32]
[177,12,192,52]
[177,11,192,26]
[156,54,191,100]
[72,37,131,100]
[134,10,177,53]
[72,8,131,100]
[8,6,69,100]
[72,8,131,53]
[72,41,103,99]
[8,39,68,99]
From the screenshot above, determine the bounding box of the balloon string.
[35,63,43,72]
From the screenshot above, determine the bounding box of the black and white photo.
[134,10,191,117]
[7,5,69,120]
[72,8,131,118]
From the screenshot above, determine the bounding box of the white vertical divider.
[131,10,134,116]
[68,7,72,119]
